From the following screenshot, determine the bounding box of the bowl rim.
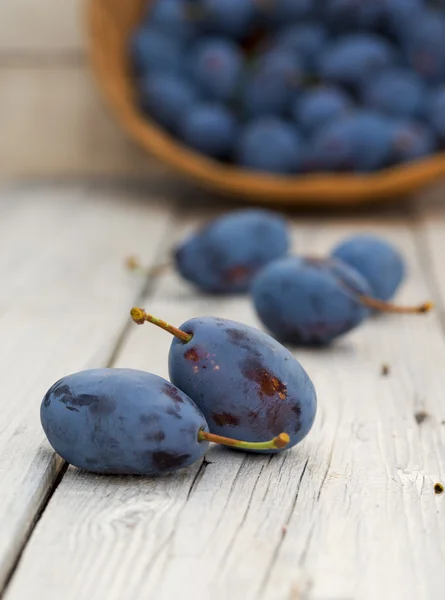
[85,0,445,207]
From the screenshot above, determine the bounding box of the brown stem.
[125,256,171,278]
[130,308,192,343]
[358,296,433,315]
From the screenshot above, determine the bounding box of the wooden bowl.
[86,0,445,207]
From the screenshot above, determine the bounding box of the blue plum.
[139,73,199,132]
[189,37,243,101]
[260,0,312,27]
[146,0,197,41]
[131,309,317,453]
[384,0,425,41]
[362,68,427,119]
[257,48,303,81]
[390,120,436,164]
[404,9,445,83]
[252,256,372,346]
[331,235,406,301]
[324,0,386,32]
[292,86,353,135]
[198,0,256,39]
[319,34,396,90]
[236,118,303,174]
[178,103,237,158]
[174,209,290,294]
[428,87,445,142]
[130,26,183,76]
[274,22,328,71]
[40,369,209,475]
[242,49,303,119]
[308,111,392,172]
[242,71,291,118]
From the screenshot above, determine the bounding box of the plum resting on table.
[131,310,317,453]
[41,368,292,474]
[252,253,432,346]
[40,369,210,475]
[331,234,406,302]
[252,256,373,346]
[174,208,290,294]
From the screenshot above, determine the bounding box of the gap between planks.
[0,182,179,593]
[3,204,445,600]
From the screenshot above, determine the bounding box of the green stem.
[130,308,193,343]
[198,429,290,450]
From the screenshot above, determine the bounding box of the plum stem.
[125,256,171,278]
[130,308,193,343]
[358,295,433,315]
[198,429,290,451]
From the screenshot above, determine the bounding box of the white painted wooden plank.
[5,208,445,600]
[260,220,445,600]
[0,183,175,590]
[0,66,166,180]
[0,0,83,53]
[416,187,445,321]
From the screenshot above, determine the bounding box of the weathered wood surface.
[0,188,443,600]
[0,184,176,590]
[1,3,445,598]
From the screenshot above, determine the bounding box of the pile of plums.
[129,0,445,175]
[41,309,317,476]
[40,208,432,477]
[163,208,432,345]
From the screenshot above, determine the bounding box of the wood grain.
[0,183,175,590]
[4,207,445,600]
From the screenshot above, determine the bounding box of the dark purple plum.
[40,369,209,475]
[331,234,406,301]
[259,0,311,27]
[197,0,256,39]
[307,110,393,172]
[131,309,317,453]
[178,103,237,158]
[252,256,372,346]
[41,369,288,475]
[361,68,426,120]
[146,0,197,42]
[174,209,290,294]
[189,37,244,101]
[318,34,396,90]
[235,118,304,174]
[428,86,445,142]
[242,48,303,119]
[324,0,386,32]
[389,120,436,164]
[251,256,432,346]
[130,26,184,76]
[139,73,199,132]
[241,71,292,119]
[241,46,303,118]
[384,0,425,41]
[404,9,445,83]
[292,86,353,135]
[274,22,328,71]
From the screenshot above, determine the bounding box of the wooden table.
[0,181,444,600]
[1,3,445,598]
